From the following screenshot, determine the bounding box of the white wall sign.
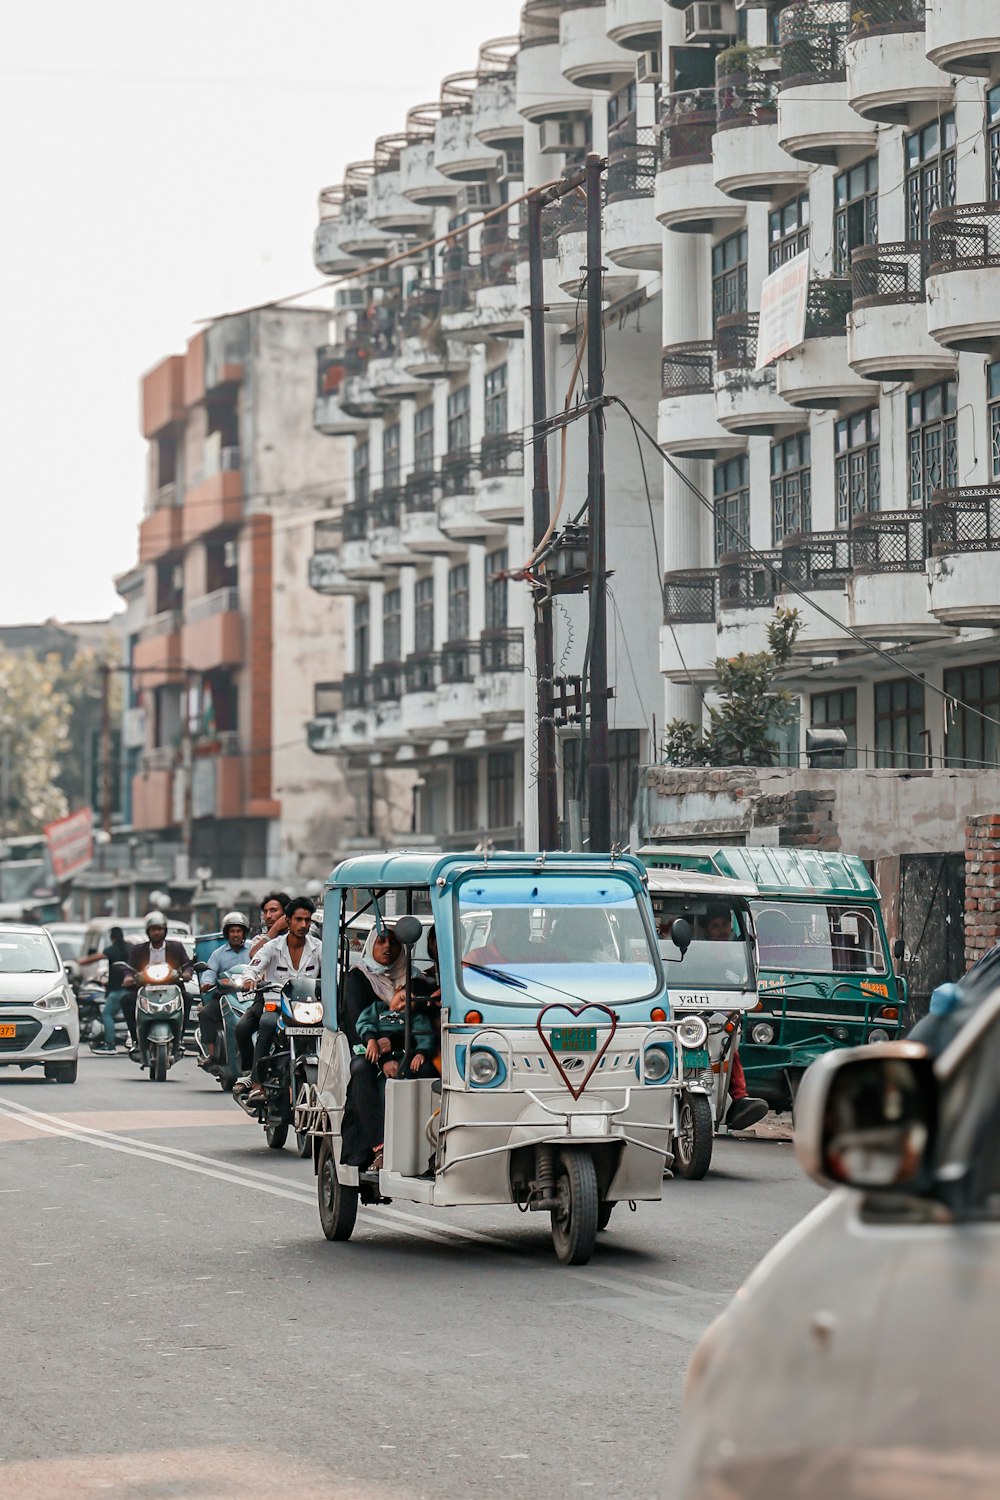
[755,250,810,370]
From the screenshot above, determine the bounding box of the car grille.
[0,1019,43,1052]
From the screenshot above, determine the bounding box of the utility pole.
[585,152,611,852]
[527,191,560,851]
[100,660,113,838]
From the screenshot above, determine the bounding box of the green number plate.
[682,1048,711,1071]
[550,1026,597,1052]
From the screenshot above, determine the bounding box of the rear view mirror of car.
[795,1043,938,1193]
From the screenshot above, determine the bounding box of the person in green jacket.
[344,986,438,1169]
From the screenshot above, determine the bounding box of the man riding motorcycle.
[240,897,321,1103]
[197,913,252,1072]
[124,911,193,1059]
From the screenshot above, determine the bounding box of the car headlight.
[867,1026,890,1044]
[291,1001,323,1026]
[751,1022,775,1046]
[35,988,71,1011]
[469,1048,500,1085]
[643,1045,671,1082]
[677,1016,709,1050]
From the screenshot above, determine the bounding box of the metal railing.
[851,242,929,308]
[929,203,1000,274]
[150,481,179,512]
[661,341,715,397]
[780,531,852,590]
[719,552,783,609]
[343,503,371,541]
[184,587,239,623]
[404,652,439,693]
[138,609,182,641]
[371,661,404,703]
[480,433,524,477]
[849,0,925,39]
[607,122,657,202]
[440,639,479,683]
[440,452,478,496]
[850,509,928,573]
[804,278,852,337]
[369,486,402,529]
[343,672,371,710]
[716,311,760,371]
[778,0,850,90]
[314,681,342,718]
[442,255,479,314]
[404,471,439,512]
[716,51,780,130]
[930,487,1000,555]
[656,89,718,170]
[554,188,588,237]
[480,627,524,671]
[662,569,720,624]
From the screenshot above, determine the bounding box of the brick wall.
[965,813,1000,966]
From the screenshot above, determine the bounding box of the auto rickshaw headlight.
[469,1048,501,1086]
[643,1045,672,1082]
[867,1026,890,1044]
[677,1016,709,1050]
[751,1022,775,1045]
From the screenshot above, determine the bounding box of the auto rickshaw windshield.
[752,901,888,975]
[652,895,753,989]
[455,873,660,1005]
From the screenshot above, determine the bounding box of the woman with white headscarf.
[339,922,405,1047]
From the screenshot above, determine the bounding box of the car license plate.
[683,1048,711,1071]
[0,1023,15,1039]
[550,1026,597,1052]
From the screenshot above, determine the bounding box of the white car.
[0,923,80,1082]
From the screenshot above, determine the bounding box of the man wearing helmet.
[124,912,193,1054]
[196,913,252,1071]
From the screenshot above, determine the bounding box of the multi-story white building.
[307,1,1000,851]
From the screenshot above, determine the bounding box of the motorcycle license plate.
[683,1048,711,1071]
[550,1026,597,1052]
[0,1023,15,1039]
[287,1026,323,1037]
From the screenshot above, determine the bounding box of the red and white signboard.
[755,249,810,370]
[44,806,94,882]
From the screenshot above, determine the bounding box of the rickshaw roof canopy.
[639,845,879,901]
[327,850,651,893]
[646,869,759,901]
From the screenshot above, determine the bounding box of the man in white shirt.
[241,897,321,1100]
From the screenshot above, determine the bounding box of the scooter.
[194,965,254,1091]
[234,977,323,1154]
[127,962,189,1082]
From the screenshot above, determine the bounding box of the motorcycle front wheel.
[674,1092,714,1180]
[150,1043,168,1083]
[265,1119,288,1150]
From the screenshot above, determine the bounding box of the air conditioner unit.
[496,147,524,183]
[335,286,367,309]
[538,118,589,155]
[684,2,736,41]
[636,50,661,85]
[462,182,501,212]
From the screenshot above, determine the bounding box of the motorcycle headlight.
[751,1022,775,1046]
[140,989,182,1014]
[291,1001,323,1026]
[643,1045,671,1082]
[469,1048,500,1085]
[35,988,71,1012]
[867,1027,890,1044]
[677,1016,709,1050]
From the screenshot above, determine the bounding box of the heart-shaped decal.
[536,1002,618,1101]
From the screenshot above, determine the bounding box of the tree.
[662,608,803,768]
[0,648,73,835]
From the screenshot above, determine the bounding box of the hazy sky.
[0,1,521,625]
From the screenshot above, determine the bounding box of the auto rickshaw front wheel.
[318,1138,359,1241]
[550,1148,599,1265]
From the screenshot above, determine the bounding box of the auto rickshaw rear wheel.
[318,1138,359,1241]
[675,1092,714,1180]
[550,1148,599,1265]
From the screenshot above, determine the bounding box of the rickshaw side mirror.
[893,938,906,963]
[671,917,693,957]
[394,916,423,949]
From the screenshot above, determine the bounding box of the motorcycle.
[128,962,189,1081]
[234,977,323,1155]
[193,964,254,1091]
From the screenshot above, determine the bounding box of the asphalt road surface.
[0,1054,823,1500]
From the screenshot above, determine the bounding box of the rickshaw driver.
[464,905,533,968]
[703,902,768,1132]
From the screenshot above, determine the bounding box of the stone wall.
[965,813,1000,967]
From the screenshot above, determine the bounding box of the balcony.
[313,346,370,436]
[472,67,523,150]
[926,0,1000,76]
[655,90,744,235]
[717,552,783,655]
[181,588,242,672]
[307,683,342,755]
[846,0,952,124]
[928,487,1000,627]
[604,122,659,270]
[715,313,803,436]
[313,211,359,276]
[927,204,1000,356]
[367,166,434,235]
[776,278,871,411]
[478,628,526,722]
[848,242,956,382]
[776,531,851,649]
[849,510,941,640]
[517,2,589,123]
[437,641,485,732]
[660,570,719,684]
[191,741,245,822]
[606,0,662,51]
[139,491,182,564]
[182,443,242,544]
[434,108,501,182]
[713,51,810,203]
[659,341,745,459]
[777,1,876,166]
[400,137,457,207]
[402,333,470,383]
[340,504,383,580]
[555,188,634,299]
[438,454,502,542]
[132,768,176,831]
[308,519,366,597]
[401,652,442,738]
[476,435,526,524]
[141,355,185,438]
[368,486,412,568]
[401,473,463,556]
[559,1,634,92]
[338,194,392,258]
[132,610,182,689]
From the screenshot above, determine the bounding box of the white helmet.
[144,910,167,932]
[222,911,249,935]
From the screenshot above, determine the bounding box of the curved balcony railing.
[929,203,1000,275]
[803,278,852,337]
[442,257,479,314]
[716,50,780,130]
[849,0,925,39]
[661,341,715,397]
[656,89,718,171]
[480,434,525,477]
[780,530,852,590]
[343,503,371,541]
[371,486,404,528]
[480,627,525,671]
[607,122,657,202]
[778,1,850,91]
[343,672,371,710]
[405,651,439,693]
[440,639,479,684]
[662,569,720,624]
[719,552,783,609]
[851,242,929,308]
[404,471,439,512]
[850,509,927,573]
[930,487,1000,555]
[554,188,589,238]
[371,661,404,703]
[716,312,760,371]
[440,451,478,495]
[517,204,562,262]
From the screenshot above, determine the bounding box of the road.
[0,1055,823,1500]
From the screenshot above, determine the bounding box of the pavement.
[0,1053,823,1500]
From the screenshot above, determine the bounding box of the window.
[608,80,636,127]
[989,86,1000,202]
[485,549,508,631]
[945,662,1000,768]
[835,408,880,527]
[447,564,470,641]
[353,598,370,676]
[486,750,516,831]
[905,113,957,241]
[833,157,878,275]
[353,440,370,505]
[484,365,508,437]
[413,405,435,473]
[713,456,750,562]
[990,362,1000,481]
[414,577,435,653]
[753,901,888,974]
[907,381,957,507]
[810,690,858,769]
[453,757,479,833]
[771,432,811,544]
[768,194,810,272]
[875,679,925,768]
[382,423,401,487]
[712,230,748,324]
[382,587,402,663]
[446,385,471,456]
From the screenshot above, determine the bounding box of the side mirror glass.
[393,915,423,949]
[795,1045,937,1192]
[893,937,906,962]
[670,917,693,958]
